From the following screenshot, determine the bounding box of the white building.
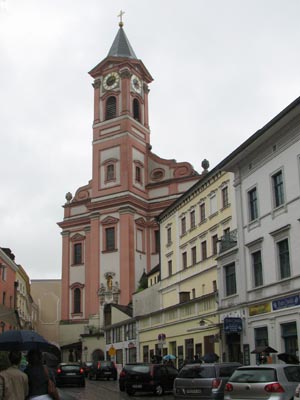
[218,96,300,364]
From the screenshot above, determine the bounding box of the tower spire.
[118,10,125,27]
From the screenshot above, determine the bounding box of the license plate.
[132,384,142,388]
[67,373,76,375]
[104,372,111,375]
[186,389,202,394]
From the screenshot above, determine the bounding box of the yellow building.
[136,165,235,366]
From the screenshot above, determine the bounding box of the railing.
[219,229,238,253]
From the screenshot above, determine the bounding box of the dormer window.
[105,96,116,120]
[133,98,140,122]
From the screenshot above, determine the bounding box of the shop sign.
[249,302,271,316]
[272,294,300,311]
[224,317,242,333]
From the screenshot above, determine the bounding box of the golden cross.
[118,10,125,27]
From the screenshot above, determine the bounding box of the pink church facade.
[58,25,202,348]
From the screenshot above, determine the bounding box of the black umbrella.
[201,353,219,363]
[0,330,60,357]
[251,345,278,354]
[278,352,299,364]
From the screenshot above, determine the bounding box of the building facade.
[218,96,300,365]
[58,24,200,355]
[135,168,235,367]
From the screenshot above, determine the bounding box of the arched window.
[106,164,115,181]
[133,99,140,122]
[73,288,81,314]
[105,96,116,120]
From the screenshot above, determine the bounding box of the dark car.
[88,360,117,380]
[174,362,241,399]
[119,362,178,396]
[55,362,85,387]
[82,361,93,377]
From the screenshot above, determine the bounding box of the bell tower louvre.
[58,21,201,340]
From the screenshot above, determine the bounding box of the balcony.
[219,229,237,253]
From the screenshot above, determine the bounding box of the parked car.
[82,361,93,377]
[119,362,178,396]
[55,362,85,387]
[173,362,241,399]
[88,360,117,380]
[224,364,300,400]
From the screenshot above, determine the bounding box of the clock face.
[103,72,120,90]
[131,75,142,94]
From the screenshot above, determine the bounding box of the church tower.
[58,21,200,350]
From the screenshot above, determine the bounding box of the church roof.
[107,26,137,59]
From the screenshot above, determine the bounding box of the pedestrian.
[25,349,59,400]
[0,350,29,399]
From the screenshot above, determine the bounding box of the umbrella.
[278,352,299,364]
[251,345,278,354]
[0,330,60,357]
[201,352,219,363]
[163,354,176,361]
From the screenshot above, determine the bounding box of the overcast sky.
[1,0,300,279]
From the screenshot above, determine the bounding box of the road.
[58,378,174,400]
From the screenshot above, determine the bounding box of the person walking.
[25,349,59,400]
[0,350,29,399]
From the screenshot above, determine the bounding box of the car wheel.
[154,384,164,396]
[126,388,135,396]
[81,380,86,387]
[88,374,92,380]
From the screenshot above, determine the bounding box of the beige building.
[16,265,37,330]
[31,280,61,348]
[135,166,235,366]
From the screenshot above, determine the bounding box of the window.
[272,170,284,207]
[254,326,268,348]
[73,243,82,265]
[106,227,115,251]
[1,267,7,281]
[154,230,160,253]
[181,217,186,235]
[182,252,187,269]
[252,250,263,287]
[212,280,217,292]
[210,193,217,215]
[212,235,218,255]
[225,263,236,296]
[136,166,142,183]
[167,227,172,245]
[73,288,81,314]
[190,210,195,229]
[248,187,258,221]
[168,260,172,276]
[201,241,207,260]
[222,187,229,208]
[2,292,6,305]
[191,246,197,265]
[277,238,290,279]
[105,96,117,120]
[200,203,205,222]
[133,99,140,121]
[106,164,115,181]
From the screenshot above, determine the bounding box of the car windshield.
[178,366,216,378]
[230,368,276,383]
[61,365,80,372]
[101,361,112,367]
[126,365,150,374]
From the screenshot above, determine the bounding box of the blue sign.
[272,294,300,311]
[224,317,243,333]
